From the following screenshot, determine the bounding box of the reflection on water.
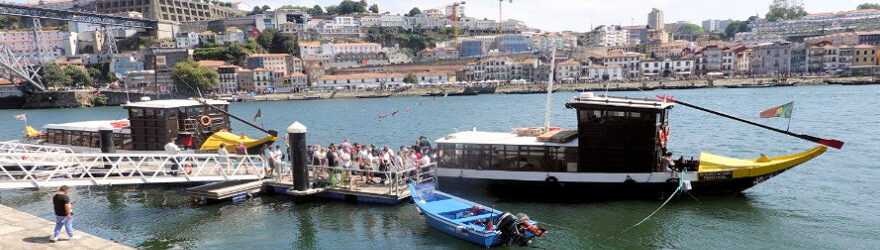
[1,85,879,249]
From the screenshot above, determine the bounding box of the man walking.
[165,138,180,176]
[50,185,80,242]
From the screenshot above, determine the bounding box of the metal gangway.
[0,146,268,189]
[0,140,75,154]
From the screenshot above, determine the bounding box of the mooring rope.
[601,169,686,243]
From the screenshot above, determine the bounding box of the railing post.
[288,121,309,191]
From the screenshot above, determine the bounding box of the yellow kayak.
[697,146,827,181]
[199,131,277,154]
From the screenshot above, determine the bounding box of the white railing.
[0,152,267,189]
[307,163,436,197]
[0,141,74,154]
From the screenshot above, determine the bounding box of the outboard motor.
[496,212,546,246]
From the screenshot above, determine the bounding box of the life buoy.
[199,115,212,127]
[664,126,670,142]
[657,129,667,146]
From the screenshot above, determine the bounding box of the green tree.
[244,38,264,53]
[257,28,277,50]
[406,7,421,17]
[676,23,704,35]
[65,66,93,87]
[87,67,101,80]
[261,5,271,12]
[0,15,21,30]
[325,5,339,15]
[137,36,158,49]
[369,4,379,13]
[366,27,435,53]
[326,0,367,15]
[41,62,70,88]
[308,5,325,16]
[858,3,880,9]
[257,29,299,56]
[172,60,219,93]
[766,0,808,22]
[248,6,262,15]
[403,73,418,84]
[399,47,414,57]
[722,16,758,40]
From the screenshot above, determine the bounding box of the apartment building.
[749,42,793,76]
[584,25,628,47]
[245,54,302,75]
[92,0,244,22]
[600,50,643,79]
[588,65,624,81]
[0,30,77,62]
[462,57,512,81]
[555,59,581,83]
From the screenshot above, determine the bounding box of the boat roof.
[435,131,578,147]
[123,99,228,109]
[566,92,673,110]
[44,120,131,133]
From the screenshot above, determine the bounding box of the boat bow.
[697,146,827,180]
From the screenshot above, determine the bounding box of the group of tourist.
[308,138,433,187]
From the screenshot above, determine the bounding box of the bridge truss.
[0,3,156,91]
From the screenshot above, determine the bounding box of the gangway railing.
[307,163,437,197]
[0,141,74,154]
[0,152,267,189]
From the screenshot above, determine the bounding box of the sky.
[245,0,879,31]
[6,0,878,31]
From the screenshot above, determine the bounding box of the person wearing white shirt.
[164,138,180,176]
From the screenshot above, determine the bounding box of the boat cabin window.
[130,109,144,119]
[438,143,577,172]
[579,109,655,124]
[45,128,130,148]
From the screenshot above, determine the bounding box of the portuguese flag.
[760,102,794,118]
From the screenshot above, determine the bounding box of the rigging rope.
[601,169,687,244]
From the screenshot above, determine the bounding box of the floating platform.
[186,180,264,200]
[264,177,411,205]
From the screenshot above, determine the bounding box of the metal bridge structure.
[0,141,268,189]
[0,2,158,92]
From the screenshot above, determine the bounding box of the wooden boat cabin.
[43,120,133,150]
[564,92,673,173]
[123,99,231,151]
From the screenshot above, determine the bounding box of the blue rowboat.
[409,182,546,247]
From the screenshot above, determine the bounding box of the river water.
[0,85,878,249]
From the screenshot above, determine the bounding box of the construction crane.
[436,2,466,43]
[497,0,512,34]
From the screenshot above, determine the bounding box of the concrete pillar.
[99,126,115,153]
[288,121,309,191]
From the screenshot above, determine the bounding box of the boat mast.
[544,47,556,131]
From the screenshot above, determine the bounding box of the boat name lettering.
[699,171,733,180]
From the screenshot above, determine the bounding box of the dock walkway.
[0,204,132,250]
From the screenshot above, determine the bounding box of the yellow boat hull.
[696,146,827,181]
[199,131,277,154]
